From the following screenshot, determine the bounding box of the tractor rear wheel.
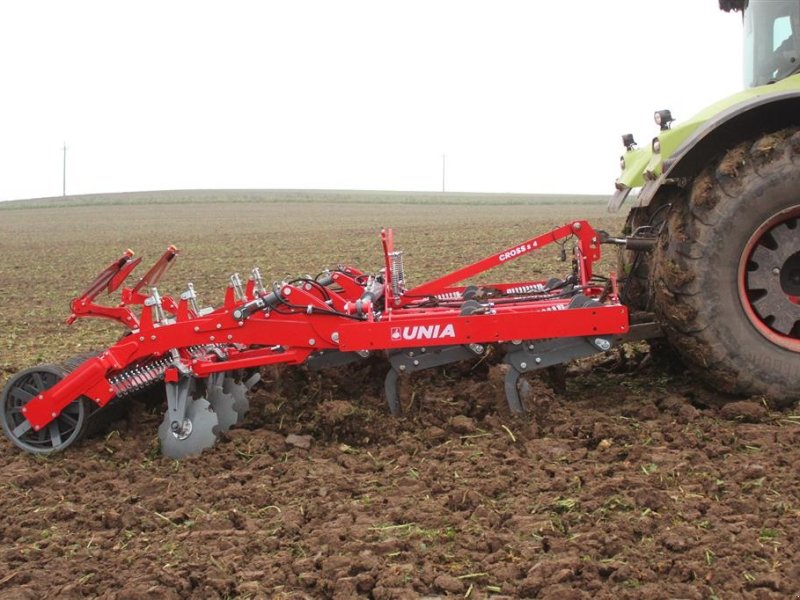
[652,129,800,402]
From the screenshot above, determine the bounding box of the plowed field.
[1,194,798,599]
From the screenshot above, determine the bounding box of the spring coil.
[109,358,171,397]
[435,291,462,301]
[506,283,548,295]
[389,251,406,297]
[541,303,567,312]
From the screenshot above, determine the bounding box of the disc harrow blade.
[207,384,239,432]
[222,372,260,424]
[158,397,219,459]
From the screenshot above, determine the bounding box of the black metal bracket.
[502,336,615,413]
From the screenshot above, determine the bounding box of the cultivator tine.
[384,369,401,416]
[384,345,486,414]
[502,335,616,412]
[504,369,525,413]
[158,376,219,459]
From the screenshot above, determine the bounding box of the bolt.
[150,335,156,341]
[210,335,215,341]
[520,362,527,369]
[51,412,57,418]
[216,323,222,329]
[194,326,200,332]
[227,335,233,341]
[399,365,406,371]
[331,332,340,343]
[594,338,612,351]
[413,360,420,366]
[574,222,582,230]
[773,268,780,276]
[309,338,316,346]
[38,394,43,400]
[528,344,535,351]
[535,357,542,364]
[139,336,145,342]
[22,407,27,413]
[283,287,292,296]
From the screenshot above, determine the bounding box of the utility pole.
[62,142,67,197]
[441,153,446,193]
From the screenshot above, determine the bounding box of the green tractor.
[614,0,799,401]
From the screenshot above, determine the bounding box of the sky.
[0,1,743,201]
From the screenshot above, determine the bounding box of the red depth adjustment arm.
[394,220,600,305]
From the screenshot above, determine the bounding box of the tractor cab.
[744,0,800,86]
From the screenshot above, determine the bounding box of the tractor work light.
[654,109,674,130]
[622,133,637,150]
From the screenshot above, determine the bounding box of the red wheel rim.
[738,206,800,352]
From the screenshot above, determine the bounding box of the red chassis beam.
[20,220,627,431]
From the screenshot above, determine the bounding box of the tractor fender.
[611,90,800,212]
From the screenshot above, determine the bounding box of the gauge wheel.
[652,128,800,402]
[1,364,90,454]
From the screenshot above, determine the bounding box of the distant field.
[0,188,608,209]
[0,189,621,374]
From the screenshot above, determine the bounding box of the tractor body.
[615,0,800,401]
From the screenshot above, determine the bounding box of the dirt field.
[1,194,798,599]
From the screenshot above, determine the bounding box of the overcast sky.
[0,1,743,201]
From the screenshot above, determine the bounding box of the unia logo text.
[390,324,456,342]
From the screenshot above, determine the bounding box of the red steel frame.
[20,220,628,431]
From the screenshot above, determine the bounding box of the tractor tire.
[652,128,800,402]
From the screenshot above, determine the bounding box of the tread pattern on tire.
[652,128,800,401]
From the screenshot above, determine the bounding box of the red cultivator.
[2,221,639,458]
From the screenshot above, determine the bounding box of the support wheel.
[653,128,800,402]
[1,365,90,454]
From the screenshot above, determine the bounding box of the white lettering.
[394,323,457,342]
[402,326,419,340]
[498,244,532,262]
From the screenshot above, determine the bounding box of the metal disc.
[222,372,260,423]
[158,397,219,459]
[1,365,89,454]
[207,385,239,432]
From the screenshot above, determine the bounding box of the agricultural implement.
[1,221,656,458]
[4,0,800,459]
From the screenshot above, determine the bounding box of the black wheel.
[652,129,800,401]
[1,364,90,454]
